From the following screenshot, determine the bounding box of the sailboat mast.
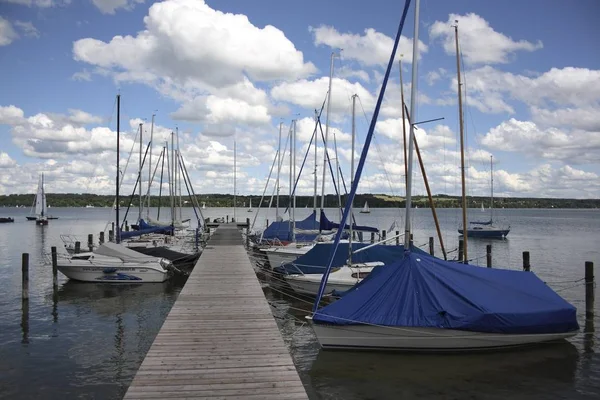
[399,58,408,191]
[233,140,237,223]
[349,94,357,266]
[138,122,143,224]
[454,22,468,262]
[313,109,318,213]
[292,119,297,242]
[116,94,121,244]
[333,131,342,221]
[490,155,494,221]
[403,0,420,249]
[41,173,45,217]
[276,122,282,220]
[147,113,155,217]
[177,127,182,221]
[320,52,336,214]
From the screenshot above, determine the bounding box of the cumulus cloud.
[310,25,427,66]
[430,13,543,64]
[14,20,39,38]
[0,16,18,46]
[480,118,600,164]
[0,152,16,168]
[73,0,316,93]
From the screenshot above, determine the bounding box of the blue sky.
[0,0,599,199]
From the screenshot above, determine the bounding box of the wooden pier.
[124,224,308,399]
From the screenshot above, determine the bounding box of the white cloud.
[271,77,374,118]
[480,118,600,164]
[14,20,39,38]
[71,69,92,81]
[376,120,456,149]
[0,152,16,168]
[73,0,316,92]
[425,68,446,86]
[531,106,600,132]
[0,16,18,46]
[337,65,370,83]
[172,95,271,125]
[91,0,144,14]
[310,25,427,66]
[430,13,542,64]
[0,105,26,124]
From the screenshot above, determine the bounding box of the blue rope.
[313,0,414,312]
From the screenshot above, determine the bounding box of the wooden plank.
[123,224,308,399]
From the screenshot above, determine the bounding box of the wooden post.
[51,246,58,288]
[382,230,387,243]
[99,231,105,244]
[458,239,464,263]
[74,241,81,254]
[266,219,269,227]
[486,244,492,268]
[226,215,229,223]
[22,253,29,300]
[396,231,400,245]
[429,237,434,256]
[370,232,375,244]
[410,233,414,248]
[125,221,129,232]
[88,234,94,251]
[108,230,114,242]
[586,261,595,319]
[246,217,250,227]
[523,251,530,272]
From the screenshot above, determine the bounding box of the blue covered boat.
[310,251,579,350]
[259,211,321,245]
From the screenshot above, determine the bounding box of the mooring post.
[370,232,375,244]
[586,261,595,319]
[486,244,492,268]
[266,219,269,228]
[226,215,229,223]
[74,241,81,254]
[410,233,414,248]
[523,251,530,272]
[99,231,105,244]
[396,231,400,245]
[125,221,129,232]
[108,230,114,242]
[429,236,434,256]
[51,246,58,288]
[458,239,464,263]
[22,253,29,300]
[382,230,387,243]
[88,234,94,252]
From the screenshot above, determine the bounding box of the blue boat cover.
[261,211,321,242]
[120,219,174,239]
[275,242,427,275]
[319,210,378,233]
[313,251,579,334]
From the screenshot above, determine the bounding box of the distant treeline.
[1,193,598,209]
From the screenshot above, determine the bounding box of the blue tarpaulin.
[313,251,579,335]
[261,211,321,243]
[275,242,428,275]
[120,219,174,239]
[319,210,378,233]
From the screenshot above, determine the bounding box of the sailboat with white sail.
[247,198,253,213]
[359,201,370,214]
[307,0,578,351]
[459,156,510,238]
[35,174,48,226]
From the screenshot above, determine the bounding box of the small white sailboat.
[247,198,253,212]
[359,201,370,214]
[481,202,485,212]
[202,202,206,210]
[35,174,48,226]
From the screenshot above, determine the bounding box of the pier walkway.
[124,224,308,399]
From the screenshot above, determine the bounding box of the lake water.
[0,206,598,399]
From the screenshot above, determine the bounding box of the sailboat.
[202,202,206,210]
[307,0,578,351]
[247,198,253,213]
[34,174,48,226]
[459,156,510,238]
[359,201,370,214]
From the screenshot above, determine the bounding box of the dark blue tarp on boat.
[313,251,579,334]
[120,219,174,239]
[319,210,378,233]
[261,211,321,242]
[275,242,428,275]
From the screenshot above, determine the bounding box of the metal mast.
[138,122,143,224]
[115,94,121,243]
[320,52,336,214]
[276,122,282,221]
[454,21,468,262]
[349,94,358,266]
[403,0,420,249]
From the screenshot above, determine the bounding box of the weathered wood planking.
[123,224,308,399]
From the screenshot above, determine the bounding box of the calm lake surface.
[0,206,598,399]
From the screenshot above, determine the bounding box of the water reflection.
[20,299,29,345]
[310,342,580,399]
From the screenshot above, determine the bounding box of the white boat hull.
[284,264,379,296]
[261,245,314,269]
[308,317,578,351]
[57,258,170,283]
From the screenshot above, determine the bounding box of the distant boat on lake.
[359,201,370,214]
